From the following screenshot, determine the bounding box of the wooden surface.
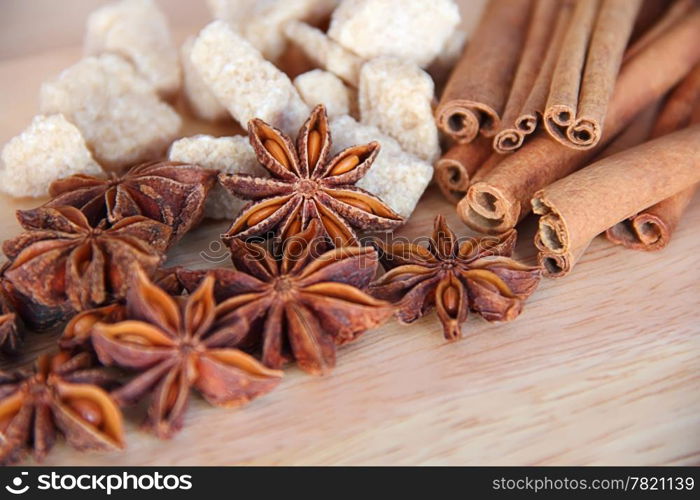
[0,1,698,466]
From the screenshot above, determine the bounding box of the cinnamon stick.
[532,125,700,259]
[496,0,574,153]
[458,10,700,234]
[435,137,492,204]
[535,234,590,278]
[492,0,561,154]
[543,0,642,150]
[605,63,700,250]
[435,0,533,143]
[536,102,661,277]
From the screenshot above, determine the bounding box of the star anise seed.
[91,268,283,439]
[370,215,541,340]
[220,104,404,247]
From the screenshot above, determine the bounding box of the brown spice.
[91,268,282,439]
[177,220,394,375]
[435,0,533,143]
[45,161,218,248]
[605,63,700,251]
[369,215,540,340]
[543,0,643,150]
[434,137,493,204]
[458,10,700,234]
[0,351,124,464]
[2,206,170,313]
[220,104,403,247]
[493,0,562,153]
[532,126,700,258]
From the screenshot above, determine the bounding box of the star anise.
[2,206,170,314]
[59,267,184,351]
[0,351,124,464]
[220,104,404,247]
[369,215,541,340]
[91,268,283,439]
[60,304,126,351]
[177,220,395,375]
[42,161,217,247]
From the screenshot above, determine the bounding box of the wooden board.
[0,1,698,466]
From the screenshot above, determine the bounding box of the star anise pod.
[369,215,541,340]
[220,104,404,247]
[60,304,126,351]
[91,268,283,439]
[2,206,170,313]
[0,351,124,464]
[178,220,395,375]
[42,161,217,247]
[59,267,184,351]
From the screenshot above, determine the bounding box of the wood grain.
[0,1,698,466]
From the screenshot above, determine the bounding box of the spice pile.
[435,0,700,276]
[0,99,539,462]
[0,0,698,464]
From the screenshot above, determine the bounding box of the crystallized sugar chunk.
[294,70,350,117]
[169,135,265,220]
[191,21,309,136]
[181,37,228,122]
[40,54,181,170]
[284,21,363,86]
[0,115,104,198]
[329,115,433,218]
[207,0,338,61]
[84,0,181,97]
[359,57,439,163]
[328,0,460,68]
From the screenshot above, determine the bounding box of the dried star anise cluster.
[0,161,215,331]
[0,102,543,464]
[370,215,541,339]
[0,105,402,455]
[0,159,217,460]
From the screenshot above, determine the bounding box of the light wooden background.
[0,0,698,466]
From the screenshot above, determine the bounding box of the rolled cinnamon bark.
[435,0,533,143]
[458,10,700,234]
[605,63,700,250]
[544,0,642,150]
[435,137,492,204]
[536,102,661,277]
[505,0,575,151]
[532,125,700,258]
[493,0,561,154]
[623,0,696,63]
